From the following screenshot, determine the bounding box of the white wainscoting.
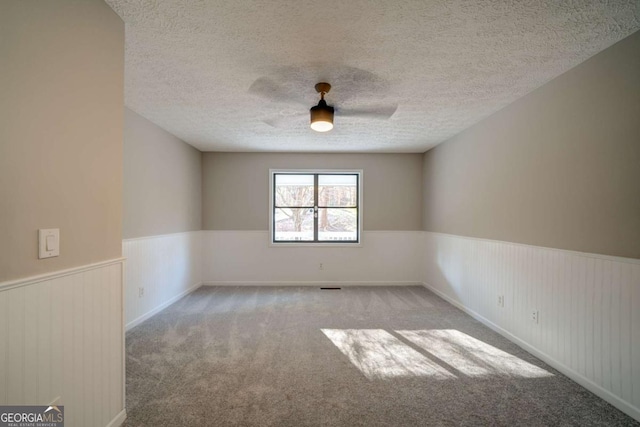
[202,230,423,285]
[123,231,202,330]
[0,259,126,427]
[422,231,640,421]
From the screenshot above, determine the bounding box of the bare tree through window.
[272,173,359,242]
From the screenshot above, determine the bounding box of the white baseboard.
[106,409,127,427]
[203,281,423,287]
[422,282,640,422]
[126,282,202,331]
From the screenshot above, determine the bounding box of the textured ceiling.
[105,0,640,153]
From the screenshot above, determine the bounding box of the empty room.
[1,1,639,426]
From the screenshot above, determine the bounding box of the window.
[270,170,362,244]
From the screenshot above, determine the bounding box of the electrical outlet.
[531,310,539,324]
[138,287,144,298]
[319,263,324,270]
[497,295,505,308]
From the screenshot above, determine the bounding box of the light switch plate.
[39,228,60,259]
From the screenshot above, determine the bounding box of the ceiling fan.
[310,82,334,132]
[249,78,398,132]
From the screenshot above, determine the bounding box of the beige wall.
[123,108,202,238]
[0,1,124,281]
[203,153,423,230]
[422,30,640,259]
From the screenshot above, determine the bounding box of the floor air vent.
[320,287,341,290]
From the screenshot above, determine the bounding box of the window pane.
[317,208,358,241]
[275,174,314,207]
[274,208,314,241]
[318,175,357,207]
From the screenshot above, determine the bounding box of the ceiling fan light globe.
[310,120,334,132]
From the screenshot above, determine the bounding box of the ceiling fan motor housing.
[310,99,335,132]
[310,99,334,120]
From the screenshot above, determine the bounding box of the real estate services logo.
[0,405,64,427]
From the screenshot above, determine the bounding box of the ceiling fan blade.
[248,77,307,105]
[337,104,398,120]
[262,113,306,128]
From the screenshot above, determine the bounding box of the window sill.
[269,242,363,248]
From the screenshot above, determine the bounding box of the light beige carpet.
[123,286,638,426]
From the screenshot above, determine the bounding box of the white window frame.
[269,169,363,247]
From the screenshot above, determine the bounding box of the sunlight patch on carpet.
[321,329,456,380]
[398,329,553,378]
